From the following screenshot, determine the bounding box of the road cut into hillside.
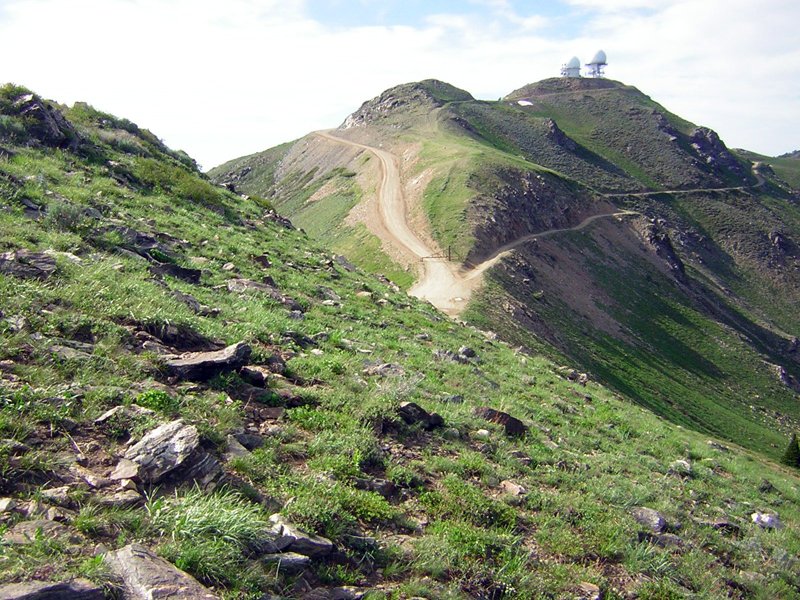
[316,130,635,316]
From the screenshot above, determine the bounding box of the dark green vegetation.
[215,77,800,464]
[784,434,800,468]
[3,84,798,599]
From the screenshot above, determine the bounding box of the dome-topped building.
[586,50,608,78]
[560,56,582,78]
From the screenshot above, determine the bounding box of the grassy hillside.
[3,85,800,599]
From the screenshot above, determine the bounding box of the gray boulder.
[104,543,219,599]
[269,514,334,557]
[631,507,667,533]
[261,552,311,573]
[166,342,251,381]
[121,419,220,485]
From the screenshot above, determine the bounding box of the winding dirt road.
[315,130,634,315]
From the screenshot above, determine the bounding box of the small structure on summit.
[586,50,607,78]
[560,56,582,78]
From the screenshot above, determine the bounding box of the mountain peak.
[504,77,629,101]
[342,79,472,129]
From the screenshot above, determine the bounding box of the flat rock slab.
[261,552,311,573]
[105,544,219,599]
[166,342,251,381]
[123,420,200,483]
[269,514,334,557]
[474,407,528,437]
[3,520,81,545]
[0,579,104,600]
[0,250,56,280]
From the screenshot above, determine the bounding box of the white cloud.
[0,0,796,168]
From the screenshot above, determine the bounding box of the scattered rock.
[474,406,528,437]
[458,346,476,358]
[500,480,527,496]
[706,440,729,452]
[166,341,251,381]
[227,278,301,310]
[472,429,491,441]
[224,435,251,461]
[149,263,201,284]
[0,579,104,600]
[3,520,80,545]
[105,543,220,599]
[0,250,57,280]
[631,507,666,533]
[233,432,265,450]
[398,402,444,430]
[354,477,396,498]
[751,512,782,529]
[93,489,143,509]
[269,514,334,557]
[240,365,273,387]
[576,581,602,600]
[0,498,18,513]
[261,552,311,574]
[363,363,404,377]
[122,419,208,484]
[698,518,741,536]
[432,349,469,364]
[669,459,693,477]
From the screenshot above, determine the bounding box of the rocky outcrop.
[544,119,577,152]
[643,222,685,275]
[0,250,57,280]
[6,93,81,151]
[689,127,749,181]
[104,543,220,599]
[165,342,251,381]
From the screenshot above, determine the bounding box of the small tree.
[782,433,800,468]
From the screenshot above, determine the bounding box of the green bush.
[135,389,180,415]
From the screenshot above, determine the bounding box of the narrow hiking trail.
[316,130,636,315]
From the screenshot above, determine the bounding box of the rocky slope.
[2,84,800,599]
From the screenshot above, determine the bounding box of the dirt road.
[315,130,634,315]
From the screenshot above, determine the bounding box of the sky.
[1,0,798,169]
